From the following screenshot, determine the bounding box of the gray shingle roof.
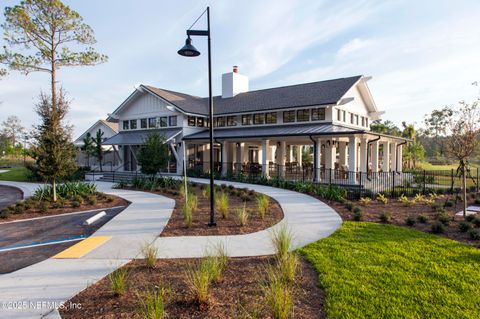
[183,123,363,140]
[103,128,182,145]
[143,75,361,116]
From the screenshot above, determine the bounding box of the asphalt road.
[0,185,23,210]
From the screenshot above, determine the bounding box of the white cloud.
[337,38,374,57]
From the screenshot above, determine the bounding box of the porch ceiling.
[103,128,182,145]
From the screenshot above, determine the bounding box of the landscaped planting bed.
[114,177,284,236]
[300,222,480,319]
[332,192,480,247]
[0,182,127,222]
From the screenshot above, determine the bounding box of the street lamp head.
[177,37,200,57]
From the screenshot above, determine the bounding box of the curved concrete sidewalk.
[155,177,342,258]
[0,179,341,318]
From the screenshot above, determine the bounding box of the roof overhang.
[103,128,182,145]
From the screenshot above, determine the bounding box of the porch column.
[177,142,185,175]
[397,144,403,172]
[235,142,244,172]
[203,143,210,173]
[390,142,397,172]
[348,136,358,183]
[382,142,390,172]
[296,145,303,166]
[315,138,322,182]
[359,138,368,173]
[279,141,286,178]
[325,142,336,181]
[222,141,229,176]
[338,142,347,168]
[262,139,270,177]
[371,140,379,173]
[289,146,293,162]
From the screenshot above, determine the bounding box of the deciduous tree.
[1,115,25,149]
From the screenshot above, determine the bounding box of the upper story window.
[123,120,129,130]
[159,116,168,127]
[149,117,156,128]
[365,118,369,128]
[283,111,295,123]
[337,109,341,121]
[242,114,252,125]
[253,113,265,125]
[227,116,236,126]
[169,116,177,126]
[355,115,359,125]
[140,118,147,129]
[130,119,137,130]
[188,116,196,126]
[342,110,346,122]
[215,117,226,127]
[361,117,365,127]
[350,113,354,124]
[297,109,310,122]
[312,108,325,121]
[266,112,277,124]
[197,117,205,127]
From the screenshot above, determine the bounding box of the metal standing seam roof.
[143,75,362,116]
[103,128,182,145]
[182,123,364,140]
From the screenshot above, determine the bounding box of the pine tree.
[137,133,169,177]
[93,129,104,171]
[81,132,95,167]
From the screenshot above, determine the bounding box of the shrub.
[469,229,480,240]
[344,201,354,211]
[236,203,248,227]
[186,259,212,309]
[14,204,25,214]
[431,203,443,212]
[353,210,363,221]
[271,224,293,261]
[216,192,229,219]
[398,194,412,207]
[436,212,451,226]
[444,200,454,208]
[475,197,480,205]
[71,201,81,208]
[256,194,269,219]
[405,216,416,226]
[137,287,167,319]
[108,267,129,296]
[465,214,476,223]
[106,195,115,203]
[459,222,472,233]
[88,195,97,205]
[417,214,428,224]
[379,212,391,223]
[140,242,158,269]
[359,197,372,206]
[263,269,293,319]
[431,222,446,234]
[74,194,84,205]
[472,217,480,228]
[376,193,388,204]
[33,182,98,201]
[182,201,193,228]
[39,201,49,212]
[0,209,10,219]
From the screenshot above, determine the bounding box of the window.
[130,119,137,129]
[160,116,168,127]
[361,117,365,127]
[149,117,157,128]
[337,109,341,121]
[297,109,310,122]
[342,110,346,122]
[169,116,177,126]
[355,115,359,125]
[188,116,196,126]
[227,116,236,126]
[197,117,204,127]
[266,112,277,124]
[365,118,369,128]
[140,118,147,129]
[312,108,326,121]
[350,113,354,124]
[283,111,295,123]
[123,120,129,130]
[242,114,252,125]
[215,117,226,127]
[253,113,265,125]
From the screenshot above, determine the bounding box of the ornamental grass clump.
[108,267,129,297]
[137,287,167,319]
[217,192,229,219]
[256,194,269,219]
[263,268,293,319]
[359,197,372,206]
[236,202,248,227]
[140,242,158,269]
[186,259,212,310]
[271,224,293,261]
[183,201,193,228]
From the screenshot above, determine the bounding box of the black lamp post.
[178,6,216,227]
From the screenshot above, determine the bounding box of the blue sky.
[1,0,479,137]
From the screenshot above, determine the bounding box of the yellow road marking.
[53,236,111,259]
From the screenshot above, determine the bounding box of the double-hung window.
[297,109,310,122]
[188,116,196,126]
[227,116,236,126]
[312,108,325,121]
[169,116,177,126]
[253,113,265,125]
[265,112,277,124]
[148,117,157,128]
[140,118,147,129]
[283,111,295,123]
[130,119,137,129]
[160,117,168,127]
[242,114,252,125]
[123,120,129,130]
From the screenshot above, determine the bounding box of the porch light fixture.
[178,6,216,227]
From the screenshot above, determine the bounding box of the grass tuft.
[256,194,269,219]
[236,202,248,226]
[137,287,167,319]
[217,191,229,219]
[140,242,158,269]
[108,267,129,297]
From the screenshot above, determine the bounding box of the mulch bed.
[331,193,480,248]
[154,184,284,236]
[60,255,324,319]
[0,194,128,223]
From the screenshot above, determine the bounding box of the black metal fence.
[187,161,479,199]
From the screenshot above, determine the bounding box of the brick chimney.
[222,66,249,98]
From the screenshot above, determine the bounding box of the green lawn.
[0,166,30,182]
[299,222,480,319]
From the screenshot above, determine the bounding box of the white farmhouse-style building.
[76,67,408,184]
